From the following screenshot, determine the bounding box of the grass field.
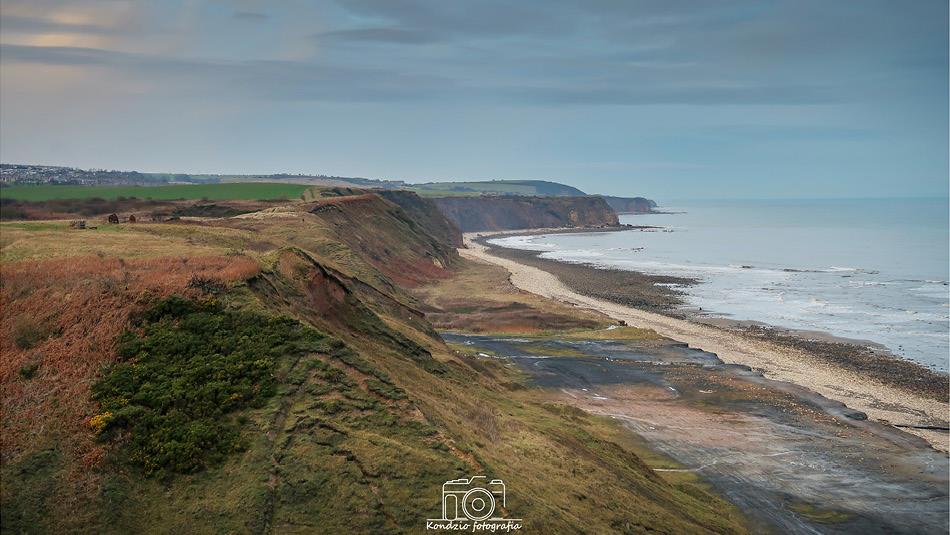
[0,183,311,202]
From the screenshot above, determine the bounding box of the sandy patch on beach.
[461,232,950,452]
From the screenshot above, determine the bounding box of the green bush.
[92,296,329,475]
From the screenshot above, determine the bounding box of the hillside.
[411,179,586,197]
[599,195,658,214]
[431,195,619,232]
[1,190,745,533]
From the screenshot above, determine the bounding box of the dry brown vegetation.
[0,254,260,495]
[0,197,289,222]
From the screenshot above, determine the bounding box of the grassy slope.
[0,192,747,534]
[0,183,311,202]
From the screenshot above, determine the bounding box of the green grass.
[411,189,483,197]
[0,183,311,202]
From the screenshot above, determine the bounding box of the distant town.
[0,163,405,189]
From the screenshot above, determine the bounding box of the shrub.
[12,317,50,350]
[88,412,113,435]
[18,357,42,380]
[187,275,225,295]
[366,379,407,400]
[92,296,329,475]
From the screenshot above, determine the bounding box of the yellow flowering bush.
[89,412,113,435]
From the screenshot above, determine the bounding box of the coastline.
[481,235,949,402]
[461,229,950,452]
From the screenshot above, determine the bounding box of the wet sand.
[445,333,949,534]
[460,232,950,452]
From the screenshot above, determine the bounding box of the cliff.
[430,195,619,232]
[0,188,743,534]
[599,195,658,213]
[376,190,463,248]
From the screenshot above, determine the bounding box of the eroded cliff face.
[599,196,657,214]
[376,190,463,248]
[430,195,619,232]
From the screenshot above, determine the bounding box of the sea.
[488,198,950,372]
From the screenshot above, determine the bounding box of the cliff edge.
[430,195,619,232]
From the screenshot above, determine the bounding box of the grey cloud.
[0,43,455,102]
[3,0,944,109]
[507,84,840,107]
[334,0,576,39]
[233,11,268,22]
[314,27,442,44]
[1,43,840,106]
[331,0,946,73]
[1,44,116,65]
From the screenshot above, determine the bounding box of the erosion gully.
[441,333,949,535]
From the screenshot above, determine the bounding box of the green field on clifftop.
[0,183,311,202]
[411,179,586,197]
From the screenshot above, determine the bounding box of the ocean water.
[489,198,950,372]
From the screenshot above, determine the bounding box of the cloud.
[0,14,119,35]
[332,0,576,39]
[508,84,840,106]
[0,0,944,109]
[1,44,117,65]
[0,43,456,102]
[233,11,268,22]
[1,43,841,106]
[313,27,441,44]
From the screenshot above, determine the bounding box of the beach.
[461,230,950,452]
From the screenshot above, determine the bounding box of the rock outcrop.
[599,196,657,214]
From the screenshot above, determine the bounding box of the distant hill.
[411,179,586,197]
[598,195,657,214]
[408,180,658,214]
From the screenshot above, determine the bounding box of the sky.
[0,0,947,200]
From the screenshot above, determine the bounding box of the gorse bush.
[92,296,329,475]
